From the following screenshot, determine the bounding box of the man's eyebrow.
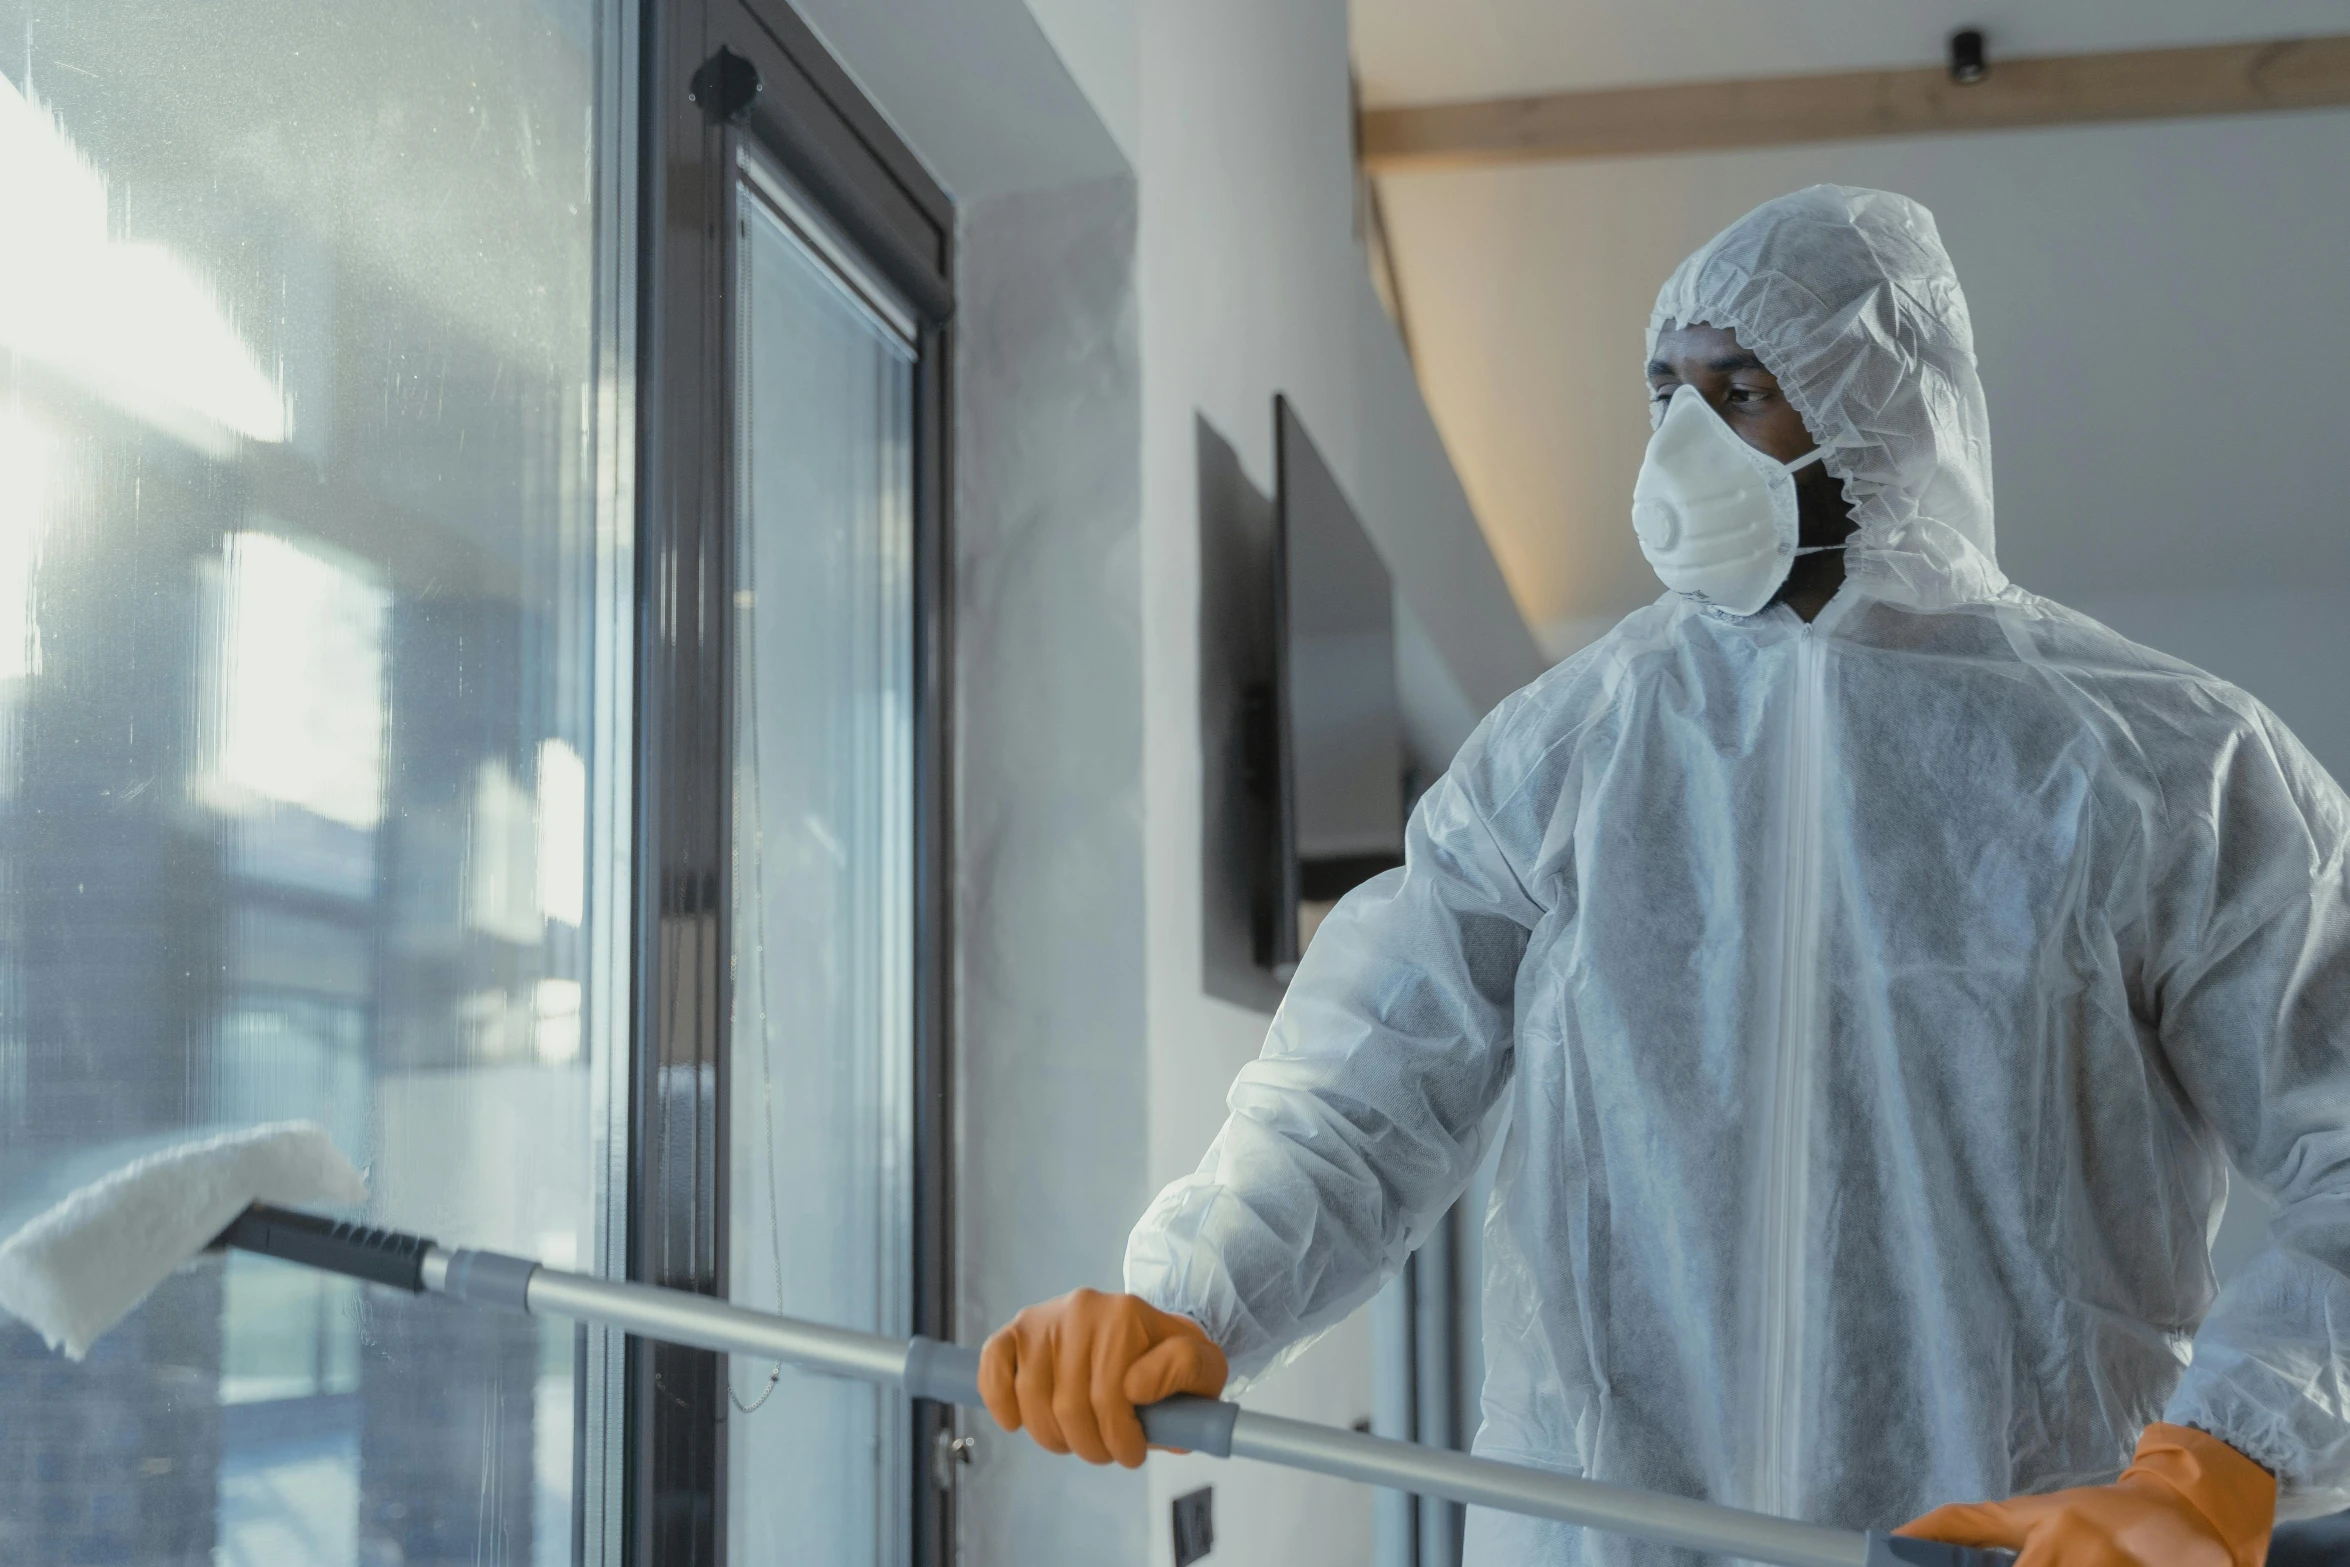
[1645,353,1772,377]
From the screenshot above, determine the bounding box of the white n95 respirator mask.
[1631,383,1829,617]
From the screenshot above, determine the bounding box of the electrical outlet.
[1172,1485,1215,1567]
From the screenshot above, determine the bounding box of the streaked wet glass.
[0,3,626,1561]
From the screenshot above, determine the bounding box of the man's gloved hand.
[978,1288,1229,1469]
[1897,1422,2274,1567]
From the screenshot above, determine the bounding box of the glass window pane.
[726,167,917,1567]
[0,3,626,1563]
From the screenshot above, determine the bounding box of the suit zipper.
[1757,627,1826,1518]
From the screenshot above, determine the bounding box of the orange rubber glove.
[1897,1422,2274,1567]
[978,1288,1229,1469]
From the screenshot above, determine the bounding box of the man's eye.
[1727,385,1772,404]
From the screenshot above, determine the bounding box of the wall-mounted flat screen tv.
[1269,395,1403,977]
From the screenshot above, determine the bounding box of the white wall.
[1023,0,1139,163]
[950,173,1156,1565]
[1080,1,1543,1561]
[792,0,1128,202]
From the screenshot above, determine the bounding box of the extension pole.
[221,1205,2006,1567]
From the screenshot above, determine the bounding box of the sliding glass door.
[637,6,952,1562]
[724,151,918,1566]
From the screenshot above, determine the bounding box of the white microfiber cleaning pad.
[0,1121,367,1359]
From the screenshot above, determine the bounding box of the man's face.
[1646,321,1852,547]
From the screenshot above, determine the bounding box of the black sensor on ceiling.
[1949,28,1989,85]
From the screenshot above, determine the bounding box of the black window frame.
[632,2,955,1562]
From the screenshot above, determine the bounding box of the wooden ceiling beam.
[1359,34,2350,172]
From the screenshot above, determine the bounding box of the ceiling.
[1352,0,2350,106]
[1350,1,2350,657]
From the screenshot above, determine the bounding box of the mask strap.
[1786,448,1840,554]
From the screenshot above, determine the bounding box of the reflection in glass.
[726,163,917,1567]
[0,3,624,1562]
[203,532,389,833]
[0,71,288,449]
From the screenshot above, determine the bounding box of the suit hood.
[1649,184,2006,612]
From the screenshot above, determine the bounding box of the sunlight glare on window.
[208,532,389,830]
[0,74,288,449]
[535,738,587,927]
[534,978,583,1066]
[468,758,543,943]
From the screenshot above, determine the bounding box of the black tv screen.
[1271,395,1402,976]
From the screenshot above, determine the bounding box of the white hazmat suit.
[1126,186,2350,1562]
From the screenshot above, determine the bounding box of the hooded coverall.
[1126,186,2350,1562]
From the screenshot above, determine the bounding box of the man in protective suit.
[979,186,2350,1567]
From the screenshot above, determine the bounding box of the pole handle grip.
[217,1203,434,1293]
[901,1336,980,1404]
